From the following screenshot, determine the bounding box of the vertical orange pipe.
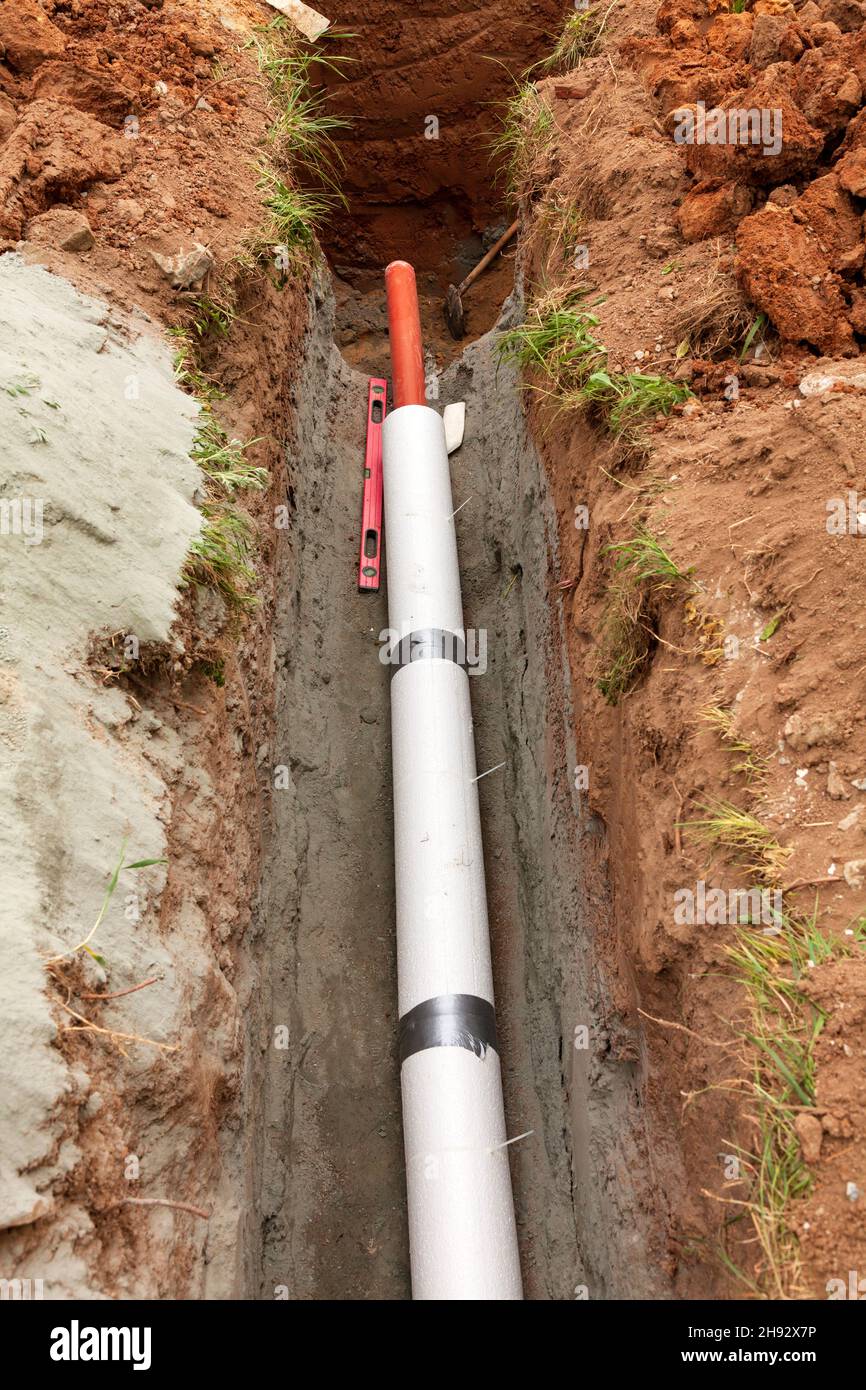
[385,261,427,409]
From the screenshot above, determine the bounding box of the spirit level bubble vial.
[359,378,387,591]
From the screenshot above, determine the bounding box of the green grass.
[191,415,267,497]
[253,166,331,260]
[605,526,693,587]
[246,18,352,188]
[575,369,692,436]
[594,525,691,704]
[171,332,269,610]
[243,18,353,271]
[540,3,616,73]
[187,508,259,610]
[3,376,37,397]
[682,799,791,886]
[167,19,346,608]
[496,290,691,440]
[491,80,555,198]
[186,414,268,609]
[496,294,605,383]
[169,335,225,404]
[717,905,866,1298]
[739,310,768,362]
[45,841,165,968]
[188,294,235,341]
[760,608,787,642]
[200,658,226,687]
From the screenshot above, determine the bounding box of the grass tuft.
[540,2,618,74]
[191,416,268,497]
[716,906,866,1298]
[496,291,604,382]
[491,80,556,199]
[531,187,585,277]
[243,18,353,270]
[187,508,259,611]
[187,294,236,341]
[171,331,269,610]
[596,582,652,705]
[251,166,332,264]
[497,289,691,442]
[671,263,753,360]
[577,370,691,436]
[701,705,768,785]
[246,18,351,187]
[595,526,691,703]
[169,335,225,403]
[606,526,693,587]
[682,799,791,886]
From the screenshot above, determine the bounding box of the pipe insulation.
[383,263,523,1300]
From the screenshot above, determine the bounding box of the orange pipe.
[385,261,426,409]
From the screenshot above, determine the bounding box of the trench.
[318,0,565,378]
[246,2,663,1301]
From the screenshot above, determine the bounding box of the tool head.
[445,283,465,340]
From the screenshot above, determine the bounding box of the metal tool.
[444,219,519,340]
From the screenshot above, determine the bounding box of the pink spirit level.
[359,378,387,592]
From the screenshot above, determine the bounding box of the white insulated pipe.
[383,391,523,1300]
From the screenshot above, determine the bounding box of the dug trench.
[246,4,663,1301]
[248,281,663,1300]
[255,0,866,1301]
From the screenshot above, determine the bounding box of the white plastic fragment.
[443,400,465,455]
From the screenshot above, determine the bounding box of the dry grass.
[714,909,866,1298]
[490,78,556,199]
[671,262,754,359]
[595,579,653,704]
[700,705,769,786]
[682,799,792,886]
[530,184,586,278]
[595,525,692,703]
[539,2,620,75]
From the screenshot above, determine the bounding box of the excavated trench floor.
[318,0,566,378]
[249,2,662,1301]
[253,284,660,1300]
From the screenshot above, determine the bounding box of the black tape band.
[398,993,499,1064]
[392,628,467,672]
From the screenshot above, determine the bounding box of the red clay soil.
[322,0,563,261]
[522,0,866,1297]
[319,0,565,371]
